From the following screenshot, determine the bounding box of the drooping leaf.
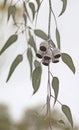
[34,60,40,68]
[52,77,59,105]
[61,53,75,74]
[6,55,23,82]
[27,48,33,78]
[29,2,35,20]
[32,65,42,94]
[59,0,67,16]
[36,0,40,10]
[23,13,27,25]
[56,28,60,49]
[0,34,18,55]
[28,33,37,53]
[34,29,48,40]
[62,105,73,127]
[8,5,16,22]
[58,120,65,125]
[23,1,30,19]
[3,0,7,8]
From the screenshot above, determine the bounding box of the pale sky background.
[0,0,79,125]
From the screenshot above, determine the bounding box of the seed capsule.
[36,50,45,59]
[44,49,52,60]
[42,57,50,66]
[40,41,49,51]
[52,48,61,58]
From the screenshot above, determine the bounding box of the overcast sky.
[0,0,79,124]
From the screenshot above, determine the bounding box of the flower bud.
[36,50,45,59]
[44,49,52,60]
[52,55,59,63]
[52,48,61,58]
[42,58,50,66]
[40,41,49,51]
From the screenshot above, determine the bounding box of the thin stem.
[51,95,62,106]
[51,5,58,28]
[48,0,52,39]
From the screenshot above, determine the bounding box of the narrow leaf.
[52,77,59,105]
[6,55,23,82]
[23,13,27,25]
[0,34,18,55]
[27,48,33,78]
[32,66,42,94]
[61,53,75,74]
[8,6,16,22]
[34,29,48,40]
[56,28,60,49]
[62,105,73,127]
[28,34,37,53]
[59,0,67,16]
[58,120,65,125]
[34,60,40,68]
[29,2,35,20]
[23,1,30,19]
[36,0,40,10]
[3,0,7,8]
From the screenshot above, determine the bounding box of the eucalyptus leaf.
[6,55,23,82]
[62,105,73,127]
[36,0,40,10]
[28,34,37,53]
[59,0,67,16]
[3,0,7,8]
[32,65,42,94]
[23,13,27,25]
[56,28,60,49]
[29,2,35,20]
[58,120,65,125]
[27,48,33,78]
[34,60,40,68]
[23,1,30,19]
[0,34,18,55]
[8,5,16,22]
[34,29,48,40]
[61,53,75,74]
[52,77,59,105]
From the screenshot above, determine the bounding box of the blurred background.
[0,0,79,129]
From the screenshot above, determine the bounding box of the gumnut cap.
[40,41,49,52]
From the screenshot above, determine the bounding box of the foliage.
[0,0,76,129]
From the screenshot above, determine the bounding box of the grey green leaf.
[59,0,67,16]
[8,5,16,22]
[0,34,18,55]
[28,33,37,53]
[23,13,27,25]
[61,53,75,74]
[34,29,48,40]
[6,55,23,82]
[36,0,40,10]
[3,0,7,8]
[23,1,30,20]
[58,120,65,125]
[56,28,60,49]
[34,60,40,68]
[27,48,33,78]
[32,66,42,94]
[29,2,35,20]
[62,105,73,127]
[52,77,59,105]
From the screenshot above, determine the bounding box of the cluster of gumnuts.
[36,40,61,66]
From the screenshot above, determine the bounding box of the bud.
[44,49,52,60]
[42,57,50,66]
[36,50,45,59]
[52,48,61,58]
[52,55,59,63]
[40,41,49,51]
